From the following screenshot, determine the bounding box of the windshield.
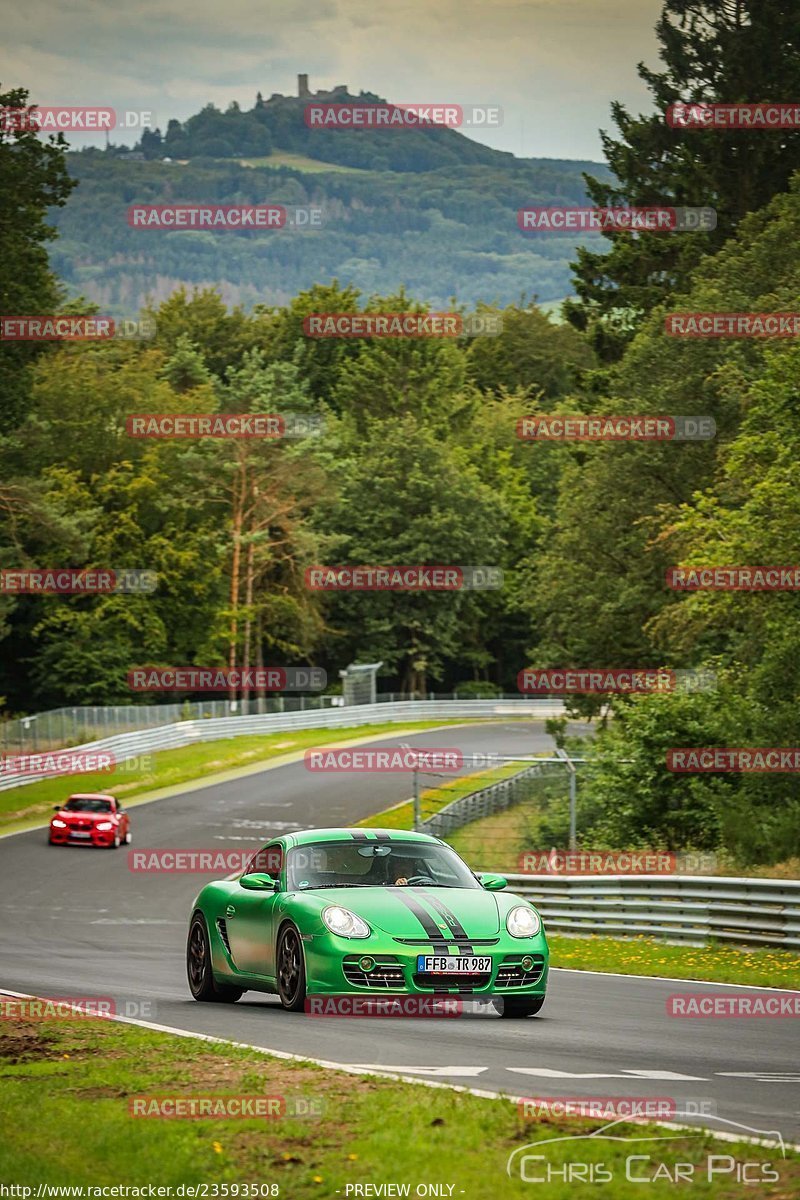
[286,840,480,890]
[63,798,113,813]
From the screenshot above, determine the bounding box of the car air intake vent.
[216,918,232,955]
[343,955,405,989]
[495,953,546,988]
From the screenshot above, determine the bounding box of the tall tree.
[565,2,800,360]
[0,85,76,432]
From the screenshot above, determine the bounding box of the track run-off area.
[1,722,796,1143]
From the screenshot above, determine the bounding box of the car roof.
[284,828,441,848]
[66,793,115,801]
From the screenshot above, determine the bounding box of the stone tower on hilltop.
[298,74,310,98]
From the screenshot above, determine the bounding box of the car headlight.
[322,906,371,939]
[506,905,541,938]
[51,819,67,828]
[96,821,113,831]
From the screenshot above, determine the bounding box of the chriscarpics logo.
[506,1113,785,1185]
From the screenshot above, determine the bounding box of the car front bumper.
[50,826,116,846]
[303,931,549,997]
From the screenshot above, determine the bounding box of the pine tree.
[566,1,800,360]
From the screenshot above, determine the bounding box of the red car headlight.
[51,819,67,828]
[96,821,114,831]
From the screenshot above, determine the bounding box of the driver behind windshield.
[389,854,424,885]
[359,849,417,888]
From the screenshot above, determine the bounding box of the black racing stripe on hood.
[386,888,450,953]
[419,891,474,954]
[349,831,370,840]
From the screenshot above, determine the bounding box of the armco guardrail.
[0,692,559,755]
[421,761,563,839]
[0,699,565,792]
[503,873,800,949]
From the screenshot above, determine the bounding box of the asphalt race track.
[1,722,797,1144]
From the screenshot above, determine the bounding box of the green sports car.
[186,827,548,1017]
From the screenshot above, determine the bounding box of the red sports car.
[49,793,131,849]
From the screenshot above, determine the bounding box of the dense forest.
[50,149,610,312]
[47,83,614,312]
[3,1,800,865]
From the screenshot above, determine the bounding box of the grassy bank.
[0,720,491,835]
[446,796,800,881]
[355,759,528,831]
[0,1005,794,1195]
[549,934,800,990]
[359,775,800,989]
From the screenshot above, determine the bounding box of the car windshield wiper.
[294,883,375,889]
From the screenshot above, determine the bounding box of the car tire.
[497,995,546,1018]
[112,831,121,849]
[277,924,306,1012]
[187,913,243,1003]
[124,829,132,844]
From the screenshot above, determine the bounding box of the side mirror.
[239,873,278,892]
[53,805,62,812]
[477,873,507,891]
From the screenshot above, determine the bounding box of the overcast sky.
[1,0,665,160]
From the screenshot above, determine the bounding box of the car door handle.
[226,905,236,918]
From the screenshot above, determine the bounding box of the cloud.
[0,0,663,157]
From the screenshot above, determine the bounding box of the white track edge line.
[2,988,796,1152]
[551,967,800,993]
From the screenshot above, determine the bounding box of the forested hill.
[52,152,610,314]
[48,86,612,315]
[125,86,602,175]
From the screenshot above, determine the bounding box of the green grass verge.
[355,760,530,831]
[445,791,800,881]
[0,720,492,836]
[549,934,800,990]
[358,773,800,990]
[1,1008,794,1194]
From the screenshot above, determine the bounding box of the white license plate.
[70,831,92,839]
[417,955,491,974]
